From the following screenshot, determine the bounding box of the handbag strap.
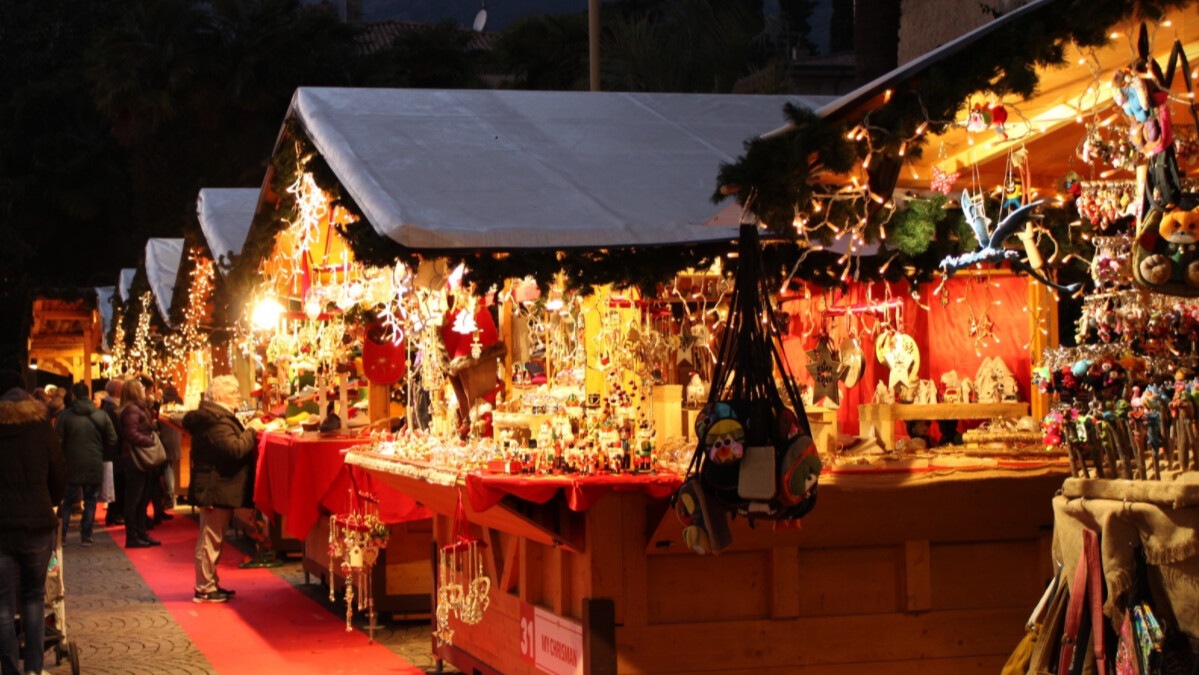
[1060,528,1107,675]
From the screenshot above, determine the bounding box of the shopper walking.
[0,371,67,675]
[119,379,160,548]
[184,375,262,603]
[56,382,117,546]
[101,378,125,526]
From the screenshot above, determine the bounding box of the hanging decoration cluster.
[327,487,391,642]
[434,494,491,646]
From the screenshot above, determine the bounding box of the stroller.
[16,521,80,675]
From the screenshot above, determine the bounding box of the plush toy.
[1139,207,1199,287]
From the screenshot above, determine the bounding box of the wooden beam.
[35,310,92,322]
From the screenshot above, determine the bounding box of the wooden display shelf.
[302,512,433,618]
[683,405,839,454]
[859,402,1029,450]
[357,461,1065,674]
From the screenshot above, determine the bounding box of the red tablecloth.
[464,471,683,512]
[254,431,430,539]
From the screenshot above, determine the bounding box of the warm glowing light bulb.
[252,297,285,330]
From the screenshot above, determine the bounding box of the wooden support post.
[499,285,513,401]
[368,380,390,424]
[1028,278,1058,422]
[82,325,94,396]
[583,597,616,675]
[902,539,932,612]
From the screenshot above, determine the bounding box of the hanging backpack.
[675,225,822,554]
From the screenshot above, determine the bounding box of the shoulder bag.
[131,431,168,471]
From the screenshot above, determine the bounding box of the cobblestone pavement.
[39,510,456,675]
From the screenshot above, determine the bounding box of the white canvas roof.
[95,286,115,350]
[118,268,137,302]
[287,87,834,250]
[145,238,185,327]
[197,188,257,271]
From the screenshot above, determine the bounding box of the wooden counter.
[351,454,1066,674]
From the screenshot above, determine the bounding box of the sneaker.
[194,589,231,603]
[217,587,237,597]
[81,536,94,546]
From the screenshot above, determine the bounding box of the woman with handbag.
[119,379,161,549]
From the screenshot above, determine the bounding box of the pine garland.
[716,0,1195,238]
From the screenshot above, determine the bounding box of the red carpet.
[102,506,423,674]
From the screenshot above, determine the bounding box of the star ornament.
[805,338,849,405]
[930,165,960,195]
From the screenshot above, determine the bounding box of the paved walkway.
[41,509,454,675]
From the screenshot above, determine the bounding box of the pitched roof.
[285,87,835,250]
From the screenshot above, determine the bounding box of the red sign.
[519,601,537,666]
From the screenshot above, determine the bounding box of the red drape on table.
[779,275,1031,443]
[254,431,431,539]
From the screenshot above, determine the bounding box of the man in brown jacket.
[182,375,262,603]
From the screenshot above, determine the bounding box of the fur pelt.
[448,341,507,376]
[0,399,47,425]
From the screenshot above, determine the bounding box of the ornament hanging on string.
[882,332,921,390]
[805,334,848,405]
[929,142,959,196]
[326,481,390,642]
[434,493,491,648]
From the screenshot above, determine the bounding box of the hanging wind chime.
[434,493,491,647]
[327,479,391,641]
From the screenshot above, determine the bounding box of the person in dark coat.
[183,375,262,603]
[101,378,125,526]
[0,373,67,675]
[119,379,160,548]
[56,382,117,546]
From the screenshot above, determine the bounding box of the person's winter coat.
[56,398,117,484]
[0,391,67,532]
[183,400,257,509]
[101,397,122,461]
[120,401,156,466]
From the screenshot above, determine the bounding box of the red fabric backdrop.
[779,274,1031,441]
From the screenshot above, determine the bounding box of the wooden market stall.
[27,294,104,389]
[207,166,440,600]
[347,451,1065,674]
[235,78,1086,675]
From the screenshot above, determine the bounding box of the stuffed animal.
[1140,207,1199,287]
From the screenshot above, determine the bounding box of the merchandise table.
[348,449,1069,675]
[253,431,429,539]
[253,431,434,616]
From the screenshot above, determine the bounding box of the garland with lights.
[161,250,215,386]
[714,0,1192,286]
